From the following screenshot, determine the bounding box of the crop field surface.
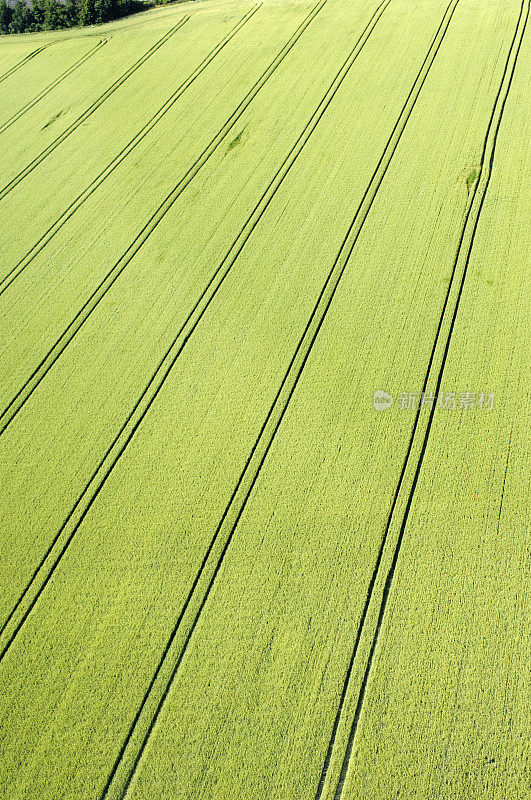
[0,1,528,799]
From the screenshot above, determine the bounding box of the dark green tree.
[0,0,13,33]
[9,0,34,33]
[43,0,68,29]
[1,0,144,35]
[78,0,95,25]
[64,0,80,25]
[32,0,47,28]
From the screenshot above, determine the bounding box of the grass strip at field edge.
[314,2,530,798]
[0,38,109,137]
[0,14,191,202]
[0,3,261,293]
[0,0,326,436]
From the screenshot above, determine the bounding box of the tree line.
[0,0,157,34]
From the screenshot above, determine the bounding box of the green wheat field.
[0,0,529,797]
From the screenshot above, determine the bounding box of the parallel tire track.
[0,0,386,683]
[89,0,463,796]
[0,4,260,293]
[0,16,190,202]
[0,46,47,84]
[0,0,326,437]
[318,2,530,798]
[0,38,109,138]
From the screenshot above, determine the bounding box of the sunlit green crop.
[0,0,528,798]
